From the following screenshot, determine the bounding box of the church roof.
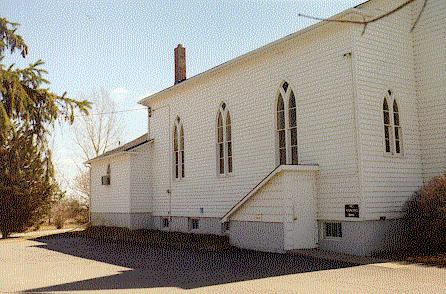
[138,2,370,106]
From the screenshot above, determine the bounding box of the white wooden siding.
[412,0,446,181]
[231,173,285,223]
[144,20,361,221]
[147,106,171,216]
[129,144,152,213]
[88,0,446,231]
[354,0,424,219]
[230,165,319,249]
[90,154,131,213]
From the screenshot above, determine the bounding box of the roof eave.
[85,138,152,165]
[85,150,133,165]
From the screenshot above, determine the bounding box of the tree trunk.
[0,227,9,239]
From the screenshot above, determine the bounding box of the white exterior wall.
[354,0,424,220]
[129,144,152,213]
[283,171,318,250]
[230,168,318,251]
[230,172,285,223]
[144,20,360,221]
[412,0,446,181]
[90,154,131,213]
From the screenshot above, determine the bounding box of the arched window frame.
[393,100,402,155]
[275,81,298,166]
[382,92,403,156]
[173,117,185,179]
[289,91,298,164]
[216,102,233,175]
[383,98,391,153]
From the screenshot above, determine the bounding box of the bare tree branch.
[73,169,90,207]
[69,89,123,207]
[298,0,424,35]
[72,89,122,161]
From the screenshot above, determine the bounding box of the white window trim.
[275,82,298,166]
[322,221,343,240]
[216,103,233,176]
[161,217,170,229]
[382,94,404,158]
[383,97,393,156]
[392,99,404,157]
[189,218,199,231]
[173,117,185,180]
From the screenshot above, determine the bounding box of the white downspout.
[345,49,364,221]
[150,104,172,222]
[147,106,152,141]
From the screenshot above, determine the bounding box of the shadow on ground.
[25,232,358,292]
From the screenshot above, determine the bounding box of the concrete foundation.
[91,212,153,230]
[152,216,223,235]
[129,213,154,229]
[318,219,406,256]
[229,221,284,253]
[91,213,405,256]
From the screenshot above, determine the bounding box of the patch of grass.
[72,226,231,251]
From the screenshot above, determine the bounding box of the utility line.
[75,107,146,117]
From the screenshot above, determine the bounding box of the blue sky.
[1,0,364,190]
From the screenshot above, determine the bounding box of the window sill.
[217,173,233,178]
[173,177,185,182]
[383,152,404,158]
[323,236,343,241]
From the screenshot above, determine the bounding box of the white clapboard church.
[87,0,446,256]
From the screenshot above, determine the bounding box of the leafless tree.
[73,169,90,207]
[73,89,123,162]
[71,89,123,207]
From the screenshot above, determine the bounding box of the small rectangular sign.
[345,204,359,218]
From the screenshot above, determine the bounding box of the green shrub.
[404,174,446,254]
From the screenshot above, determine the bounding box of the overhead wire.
[74,107,147,117]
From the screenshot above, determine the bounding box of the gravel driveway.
[0,232,445,293]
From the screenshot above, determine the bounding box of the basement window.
[189,218,199,230]
[162,217,169,228]
[325,222,342,238]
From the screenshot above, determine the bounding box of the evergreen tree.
[0,17,90,238]
[0,128,61,237]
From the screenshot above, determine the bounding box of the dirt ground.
[0,231,445,293]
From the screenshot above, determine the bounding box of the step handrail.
[220,164,281,223]
[220,164,320,222]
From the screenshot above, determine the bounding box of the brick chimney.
[174,44,186,84]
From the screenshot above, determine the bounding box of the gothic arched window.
[382,94,403,155]
[276,81,298,165]
[383,98,391,153]
[217,103,233,175]
[173,117,185,179]
[393,100,402,154]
